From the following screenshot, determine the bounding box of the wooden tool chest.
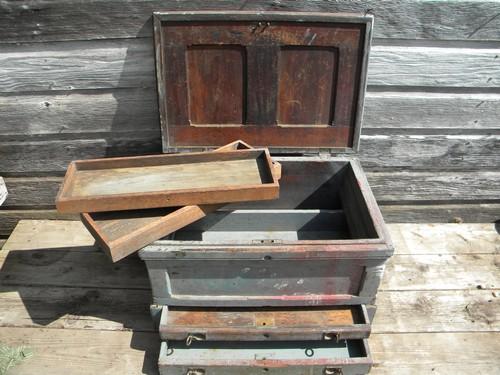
[139,10,393,374]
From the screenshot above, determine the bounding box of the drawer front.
[144,258,385,307]
[159,305,370,341]
[158,340,372,375]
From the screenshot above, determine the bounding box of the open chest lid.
[154,11,373,154]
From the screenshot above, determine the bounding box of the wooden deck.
[0,220,498,374]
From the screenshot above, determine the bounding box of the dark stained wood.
[278,47,337,125]
[56,149,279,213]
[246,45,279,125]
[163,45,189,127]
[155,12,370,151]
[187,45,246,124]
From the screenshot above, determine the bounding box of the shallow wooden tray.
[56,148,279,213]
[80,141,281,262]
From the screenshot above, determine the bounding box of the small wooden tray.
[80,141,281,262]
[56,147,279,213]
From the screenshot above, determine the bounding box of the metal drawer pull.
[324,368,343,375]
[186,369,205,375]
[186,333,206,346]
[323,332,341,342]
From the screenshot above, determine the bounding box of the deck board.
[0,220,498,374]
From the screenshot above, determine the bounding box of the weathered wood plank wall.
[0,0,499,237]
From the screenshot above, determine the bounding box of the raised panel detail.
[186,45,246,124]
[278,47,337,125]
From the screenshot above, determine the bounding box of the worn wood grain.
[370,332,500,374]
[0,286,153,332]
[2,41,500,94]
[3,173,499,209]
[0,138,162,176]
[381,253,499,291]
[1,328,498,375]
[358,135,500,171]
[390,223,500,255]
[2,92,499,141]
[1,287,496,334]
[0,38,155,93]
[369,171,500,204]
[0,247,149,289]
[0,89,160,139]
[380,203,500,223]
[0,211,77,238]
[0,221,498,374]
[1,0,500,43]
[364,92,500,131]
[374,290,500,333]
[0,327,160,375]
[1,135,497,175]
[1,221,498,291]
[369,45,500,87]
[2,203,500,239]
[1,220,93,252]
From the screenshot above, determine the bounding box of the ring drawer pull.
[186,333,206,346]
[323,332,341,342]
[324,368,343,375]
[186,369,205,375]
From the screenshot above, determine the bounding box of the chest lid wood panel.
[154,11,373,154]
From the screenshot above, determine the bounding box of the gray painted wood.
[1,0,500,43]
[2,41,499,93]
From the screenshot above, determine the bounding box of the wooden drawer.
[139,158,393,308]
[158,339,372,375]
[159,305,371,342]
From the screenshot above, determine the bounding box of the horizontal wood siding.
[1,1,500,42]
[0,0,499,236]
